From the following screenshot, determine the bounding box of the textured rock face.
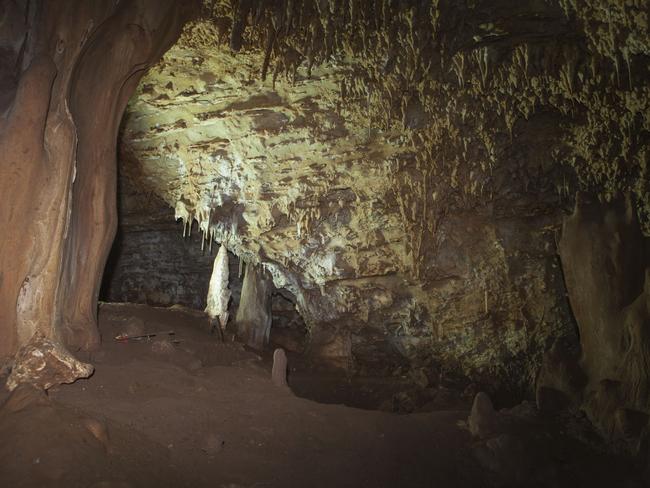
[115,0,648,398]
[6,334,94,391]
[117,12,588,395]
[116,0,650,396]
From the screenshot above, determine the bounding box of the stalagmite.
[468,392,499,439]
[205,244,231,335]
[272,348,288,387]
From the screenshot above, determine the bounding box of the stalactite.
[205,244,231,331]
[261,24,277,81]
[230,0,252,52]
[236,262,272,349]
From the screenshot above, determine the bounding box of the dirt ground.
[0,303,644,488]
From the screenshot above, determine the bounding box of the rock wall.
[115,0,649,400]
[101,174,305,347]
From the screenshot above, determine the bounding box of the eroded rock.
[5,334,94,391]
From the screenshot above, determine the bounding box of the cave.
[1,1,650,486]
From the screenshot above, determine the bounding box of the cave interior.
[1,0,650,487]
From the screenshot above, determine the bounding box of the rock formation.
[205,244,232,332]
[236,263,273,349]
[101,176,246,311]
[469,392,499,439]
[0,0,192,381]
[116,0,650,399]
[6,334,94,391]
[539,196,650,447]
[272,348,289,388]
[0,0,648,442]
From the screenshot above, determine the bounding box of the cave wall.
[117,0,649,399]
[0,0,645,411]
[116,1,632,394]
[102,172,308,349]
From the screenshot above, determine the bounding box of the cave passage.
[1,1,650,487]
[98,167,406,410]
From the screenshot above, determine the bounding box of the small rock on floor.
[272,348,288,387]
[468,391,498,439]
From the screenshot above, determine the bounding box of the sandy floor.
[0,303,643,488]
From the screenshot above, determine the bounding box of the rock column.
[236,263,272,349]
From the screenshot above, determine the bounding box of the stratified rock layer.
[102,177,244,311]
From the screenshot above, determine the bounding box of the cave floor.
[0,303,642,488]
